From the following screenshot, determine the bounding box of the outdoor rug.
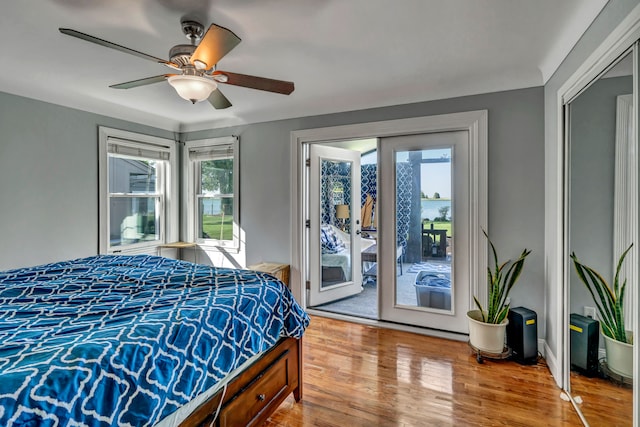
[406,262,451,274]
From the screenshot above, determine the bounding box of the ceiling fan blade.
[190,24,241,70]
[110,75,174,89]
[208,89,232,109]
[213,71,294,95]
[59,28,179,68]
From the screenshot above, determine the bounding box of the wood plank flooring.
[569,371,632,426]
[265,315,585,426]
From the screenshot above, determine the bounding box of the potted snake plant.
[467,230,531,353]
[570,244,633,378]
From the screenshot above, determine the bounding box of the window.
[185,136,240,250]
[99,127,177,254]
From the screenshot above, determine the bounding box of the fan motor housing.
[169,44,196,67]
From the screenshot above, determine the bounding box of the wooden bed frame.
[180,337,303,427]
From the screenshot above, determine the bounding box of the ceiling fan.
[59,20,294,109]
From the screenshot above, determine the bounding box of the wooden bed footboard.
[180,337,303,427]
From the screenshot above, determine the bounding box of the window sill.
[196,241,241,254]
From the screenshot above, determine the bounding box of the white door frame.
[552,3,640,420]
[290,111,488,337]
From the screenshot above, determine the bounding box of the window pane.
[396,148,453,312]
[110,196,159,246]
[200,159,233,194]
[199,197,233,240]
[319,159,353,287]
[109,156,158,193]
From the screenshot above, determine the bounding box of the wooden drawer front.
[218,351,291,427]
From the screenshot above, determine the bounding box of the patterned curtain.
[396,162,413,251]
[320,160,352,227]
[320,160,412,250]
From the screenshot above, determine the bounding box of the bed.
[0,254,309,426]
[320,224,375,284]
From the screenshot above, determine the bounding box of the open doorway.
[292,111,487,335]
[307,139,455,321]
[306,138,376,318]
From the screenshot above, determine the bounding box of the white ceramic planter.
[467,310,509,354]
[603,331,633,378]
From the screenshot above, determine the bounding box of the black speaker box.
[507,307,538,364]
[570,313,599,377]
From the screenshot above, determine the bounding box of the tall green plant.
[473,230,531,324]
[570,244,633,344]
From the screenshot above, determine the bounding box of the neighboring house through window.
[184,136,240,251]
[98,127,178,254]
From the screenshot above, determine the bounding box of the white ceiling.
[0,0,607,132]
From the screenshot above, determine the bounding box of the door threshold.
[305,308,469,342]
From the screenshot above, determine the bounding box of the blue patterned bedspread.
[0,255,309,426]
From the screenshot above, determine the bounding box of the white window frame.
[98,126,178,254]
[184,136,240,251]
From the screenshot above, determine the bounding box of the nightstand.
[248,262,290,287]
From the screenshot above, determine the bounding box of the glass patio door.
[378,131,471,333]
[307,145,362,306]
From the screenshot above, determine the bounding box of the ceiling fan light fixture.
[168,75,217,103]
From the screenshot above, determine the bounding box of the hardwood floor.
[265,315,584,427]
[569,371,632,426]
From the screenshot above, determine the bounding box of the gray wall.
[0,69,544,338]
[0,91,174,270]
[189,86,546,336]
[544,0,638,369]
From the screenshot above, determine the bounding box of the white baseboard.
[538,338,546,357]
[543,340,562,388]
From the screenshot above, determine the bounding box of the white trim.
[559,100,570,392]
[537,338,546,358]
[561,3,640,103]
[468,111,489,312]
[98,126,178,254]
[551,4,640,422]
[539,1,609,84]
[290,111,488,323]
[543,341,561,388]
[634,43,639,427]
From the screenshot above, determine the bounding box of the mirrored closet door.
[564,45,637,425]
